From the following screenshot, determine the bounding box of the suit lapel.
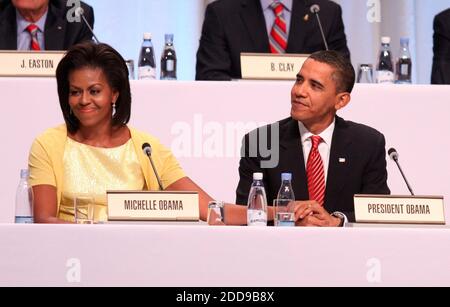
[325,116,352,212]
[279,118,309,200]
[44,2,65,50]
[240,0,270,52]
[287,0,310,52]
[0,5,18,49]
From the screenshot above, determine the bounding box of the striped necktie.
[269,1,288,53]
[26,24,41,51]
[306,135,325,205]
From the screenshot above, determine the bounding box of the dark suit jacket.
[431,8,450,84]
[236,116,390,222]
[196,0,350,80]
[0,0,94,50]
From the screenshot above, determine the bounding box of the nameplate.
[240,52,308,80]
[354,194,445,224]
[107,190,199,221]
[0,51,65,77]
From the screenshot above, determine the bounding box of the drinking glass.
[125,59,135,80]
[74,194,95,224]
[357,64,374,83]
[273,199,295,226]
[207,200,224,225]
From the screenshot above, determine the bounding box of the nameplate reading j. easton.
[0,51,65,77]
[240,52,309,80]
[107,190,199,221]
[354,194,445,224]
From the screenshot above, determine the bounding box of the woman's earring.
[69,108,73,115]
[112,102,116,117]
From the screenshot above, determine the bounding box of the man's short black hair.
[308,50,355,93]
[55,41,131,133]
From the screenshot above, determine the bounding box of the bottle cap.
[281,173,292,181]
[400,37,409,45]
[253,172,263,180]
[143,32,152,40]
[20,169,29,179]
[381,36,391,44]
[165,34,174,43]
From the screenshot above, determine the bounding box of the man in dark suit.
[431,8,450,84]
[196,0,350,80]
[0,0,94,50]
[236,50,390,226]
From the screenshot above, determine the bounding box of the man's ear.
[335,92,351,111]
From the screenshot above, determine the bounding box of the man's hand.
[287,201,341,227]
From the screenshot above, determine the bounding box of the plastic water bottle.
[138,32,156,80]
[395,37,412,84]
[247,172,268,226]
[160,34,177,80]
[15,169,33,223]
[376,36,394,84]
[277,173,295,200]
[275,173,295,226]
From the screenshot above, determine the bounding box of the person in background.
[28,41,253,224]
[0,0,94,50]
[196,0,350,80]
[236,50,390,226]
[431,8,450,84]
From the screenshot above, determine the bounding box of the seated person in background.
[236,50,390,226]
[431,8,450,84]
[28,41,252,224]
[196,0,350,80]
[0,0,94,50]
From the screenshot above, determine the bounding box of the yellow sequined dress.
[28,124,187,222]
[60,138,145,222]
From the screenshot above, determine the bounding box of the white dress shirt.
[298,119,348,226]
[260,0,293,39]
[16,9,48,50]
[298,119,335,184]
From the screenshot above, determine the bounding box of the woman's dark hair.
[55,41,131,133]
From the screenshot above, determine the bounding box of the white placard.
[354,194,445,224]
[0,51,65,77]
[240,52,308,80]
[107,190,199,221]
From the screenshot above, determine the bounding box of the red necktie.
[26,24,41,51]
[269,1,288,54]
[306,136,325,205]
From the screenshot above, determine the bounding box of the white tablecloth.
[1,223,449,286]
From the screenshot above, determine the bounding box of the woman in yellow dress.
[28,41,251,224]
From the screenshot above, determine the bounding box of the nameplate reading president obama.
[0,51,65,77]
[354,194,445,224]
[107,191,199,221]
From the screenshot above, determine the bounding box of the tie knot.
[310,135,322,150]
[26,24,38,34]
[270,1,284,17]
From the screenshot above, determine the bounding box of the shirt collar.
[261,0,293,12]
[16,8,48,33]
[298,118,336,146]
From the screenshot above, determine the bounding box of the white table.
[1,79,449,222]
[1,223,449,286]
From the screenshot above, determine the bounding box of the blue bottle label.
[15,216,33,223]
